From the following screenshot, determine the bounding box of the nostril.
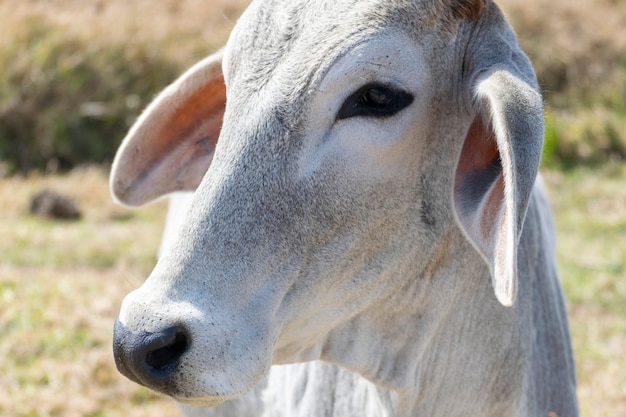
[145,328,189,371]
[113,321,191,389]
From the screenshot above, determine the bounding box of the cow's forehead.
[223,0,453,96]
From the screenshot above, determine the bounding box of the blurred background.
[0,0,624,415]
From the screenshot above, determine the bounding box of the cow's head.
[111,0,543,406]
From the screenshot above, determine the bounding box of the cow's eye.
[337,84,414,120]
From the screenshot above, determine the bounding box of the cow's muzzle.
[112,319,190,392]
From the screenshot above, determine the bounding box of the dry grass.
[500,0,626,97]
[1,0,625,416]
[0,0,248,57]
[0,267,181,417]
[2,165,624,416]
[0,167,180,417]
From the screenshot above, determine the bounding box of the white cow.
[159,193,266,417]
[111,0,579,416]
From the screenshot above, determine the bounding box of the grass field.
[0,167,179,417]
[1,165,624,416]
[1,0,625,416]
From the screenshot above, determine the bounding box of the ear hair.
[454,69,544,306]
[110,49,226,207]
[450,0,484,20]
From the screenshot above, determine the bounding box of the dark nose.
[113,319,190,390]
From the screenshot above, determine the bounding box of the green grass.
[543,163,626,416]
[0,14,184,173]
[0,215,160,269]
[546,164,626,316]
[0,1,239,174]
[0,168,177,417]
[1,0,625,174]
[500,0,626,169]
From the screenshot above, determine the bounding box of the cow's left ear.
[453,68,544,307]
[110,49,226,207]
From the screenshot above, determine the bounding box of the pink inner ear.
[164,77,225,154]
[112,76,226,205]
[454,116,505,250]
[142,77,226,192]
[455,117,499,189]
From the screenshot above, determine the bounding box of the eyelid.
[336,83,414,121]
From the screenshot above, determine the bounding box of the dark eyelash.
[337,83,414,120]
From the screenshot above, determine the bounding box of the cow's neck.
[315,233,525,416]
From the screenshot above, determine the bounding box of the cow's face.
[111,0,542,406]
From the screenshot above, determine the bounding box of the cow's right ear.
[110,49,226,207]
